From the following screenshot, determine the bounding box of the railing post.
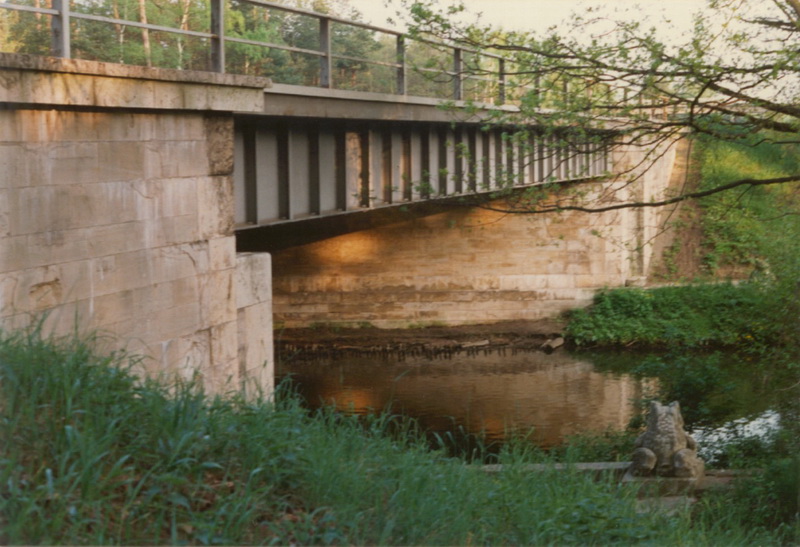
[497,58,506,106]
[210,0,225,73]
[50,0,70,59]
[319,17,332,88]
[453,47,463,101]
[396,35,406,95]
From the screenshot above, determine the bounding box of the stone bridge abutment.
[269,141,681,328]
[0,53,274,395]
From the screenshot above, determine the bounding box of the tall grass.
[1,323,794,544]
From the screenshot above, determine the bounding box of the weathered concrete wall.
[271,138,682,328]
[0,54,274,395]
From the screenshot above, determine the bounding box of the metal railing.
[0,0,514,104]
[1,0,678,118]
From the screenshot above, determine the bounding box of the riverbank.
[275,318,568,358]
[6,326,796,545]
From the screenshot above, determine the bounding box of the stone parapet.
[0,53,269,112]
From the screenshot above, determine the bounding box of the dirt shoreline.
[275,318,568,358]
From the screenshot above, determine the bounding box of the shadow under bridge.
[234,87,612,253]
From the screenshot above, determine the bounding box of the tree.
[395,0,800,215]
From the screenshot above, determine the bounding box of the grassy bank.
[694,134,800,276]
[565,282,773,348]
[2,325,798,545]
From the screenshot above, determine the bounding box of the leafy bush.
[565,283,773,348]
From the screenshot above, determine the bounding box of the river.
[277,346,782,456]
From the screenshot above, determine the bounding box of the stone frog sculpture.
[630,401,705,479]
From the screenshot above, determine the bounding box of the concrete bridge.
[0,1,682,396]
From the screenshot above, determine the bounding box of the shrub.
[565,283,773,348]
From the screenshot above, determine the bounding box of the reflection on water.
[693,410,781,464]
[278,350,652,447]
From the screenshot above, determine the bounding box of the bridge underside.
[233,102,611,249]
[238,190,495,252]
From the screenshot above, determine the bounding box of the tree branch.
[474,176,800,215]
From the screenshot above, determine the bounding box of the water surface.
[278,349,651,447]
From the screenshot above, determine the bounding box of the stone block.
[19,229,90,270]
[498,275,550,291]
[8,265,66,313]
[238,302,274,388]
[153,242,210,285]
[205,115,235,176]
[198,269,236,327]
[146,299,204,341]
[197,176,235,239]
[298,276,343,293]
[19,72,94,107]
[151,276,199,312]
[209,237,236,271]
[574,274,603,289]
[94,141,148,182]
[161,330,212,383]
[236,252,272,309]
[45,142,102,184]
[179,83,221,110]
[16,112,65,146]
[347,275,413,292]
[90,112,155,142]
[209,320,239,374]
[150,215,201,246]
[38,299,92,338]
[82,288,136,327]
[0,55,268,112]
[0,144,31,189]
[204,358,241,395]
[412,277,470,292]
[86,250,151,297]
[90,284,197,343]
[0,272,24,317]
[10,182,141,235]
[144,141,209,179]
[85,222,147,257]
[134,178,199,221]
[0,189,9,237]
[0,111,22,143]
[150,113,201,139]
[205,85,268,112]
